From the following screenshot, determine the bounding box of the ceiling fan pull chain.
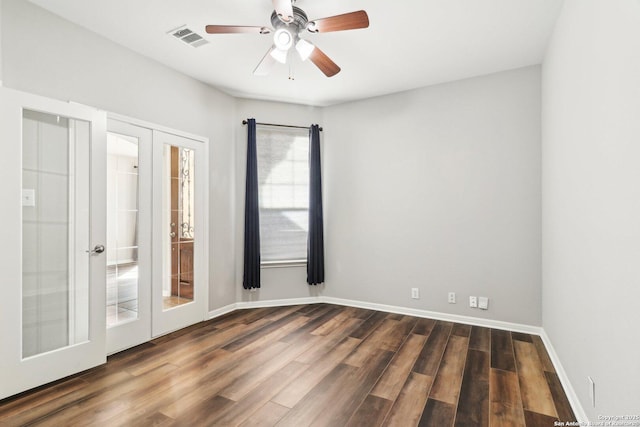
[289,53,295,80]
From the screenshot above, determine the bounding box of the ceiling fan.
[205,0,369,77]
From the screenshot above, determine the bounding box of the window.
[256,126,309,263]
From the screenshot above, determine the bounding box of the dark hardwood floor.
[0,304,576,426]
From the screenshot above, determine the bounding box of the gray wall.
[323,67,542,326]
[0,0,3,83]
[1,0,237,310]
[542,0,640,417]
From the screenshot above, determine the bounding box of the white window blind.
[256,126,309,262]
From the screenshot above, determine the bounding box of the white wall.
[1,0,237,310]
[0,0,3,83]
[542,0,640,418]
[324,66,542,326]
[234,98,324,303]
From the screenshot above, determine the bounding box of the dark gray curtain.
[307,124,325,285]
[243,118,261,289]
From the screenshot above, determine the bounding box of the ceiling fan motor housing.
[271,6,309,33]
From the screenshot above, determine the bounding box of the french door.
[0,88,107,400]
[151,130,207,337]
[106,122,208,347]
[105,119,152,354]
[0,90,208,400]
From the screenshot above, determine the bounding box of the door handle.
[87,244,105,255]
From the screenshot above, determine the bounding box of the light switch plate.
[22,189,36,207]
[478,297,489,310]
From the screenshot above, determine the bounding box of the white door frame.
[0,87,107,400]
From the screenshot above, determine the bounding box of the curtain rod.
[242,120,323,132]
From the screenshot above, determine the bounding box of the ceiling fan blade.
[254,46,278,76]
[272,0,294,23]
[205,25,271,34]
[307,10,369,33]
[308,46,341,77]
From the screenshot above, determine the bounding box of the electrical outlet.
[478,297,489,310]
[448,292,456,304]
[588,376,596,407]
[411,288,420,299]
[469,296,478,308]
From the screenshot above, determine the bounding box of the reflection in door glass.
[106,133,139,327]
[163,144,195,310]
[22,110,90,358]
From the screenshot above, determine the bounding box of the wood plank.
[344,395,393,427]
[532,335,555,373]
[545,371,576,422]
[469,326,491,353]
[275,363,357,426]
[159,341,291,419]
[523,409,559,427]
[451,323,471,337]
[345,319,402,367]
[273,337,361,408]
[171,395,235,426]
[348,307,376,320]
[429,335,469,404]
[32,363,178,426]
[371,333,427,401]
[454,349,489,427]
[490,368,526,426]
[296,317,361,364]
[511,332,534,343]
[219,334,319,401]
[239,401,289,427]
[222,311,307,352]
[309,349,395,427]
[491,329,516,372]
[0,371,134,426]
[412,318,436,336]
[513,340,558,418]
[384,372,433,427]
[349,310,388,340]
[412,322,453,376]
[129,411,174,426]
[311,307,356,335]
[279,306,343,343]
[210,362,308,426]
[418,398,455,427]
[0,377,88,420]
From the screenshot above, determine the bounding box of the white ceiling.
[29,0,564,107]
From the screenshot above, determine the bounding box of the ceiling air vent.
[168,25,209,48]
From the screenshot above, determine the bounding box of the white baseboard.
[209,296,540,334]
[539,330,588,423]
[207,303,237,319]
[236,297,321,310]
[321,297,543,335]
[207,295,585,421]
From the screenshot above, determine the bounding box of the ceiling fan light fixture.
[295,39,315,61]
[273,28,293,51]
[269,47,288,64]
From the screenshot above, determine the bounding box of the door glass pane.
[163,144,194,310]
[22,110,90,358]
[106,132,139,327]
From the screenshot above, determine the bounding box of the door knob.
[87,244,105,255]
